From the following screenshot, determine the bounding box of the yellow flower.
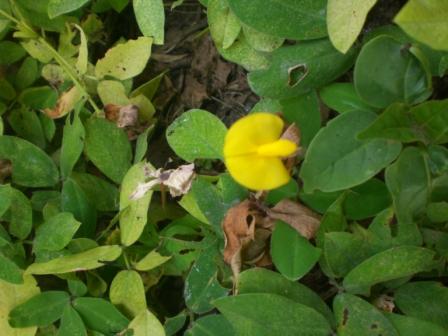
[223,113,297,190]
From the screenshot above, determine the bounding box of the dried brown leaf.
[43,86,82,119]
[117,104,139,128]
[281,123,300,171]
[267,199,320,239]
[373,294,395,313]
[131,163,195,200]
[222,200,256,277]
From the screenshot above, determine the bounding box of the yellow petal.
[226,155,290,190]
[224,113,284,157]
[257,139,297,157]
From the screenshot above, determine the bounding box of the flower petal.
[257,139,297,157]
[224,113,284,157]
[226,155,290,190]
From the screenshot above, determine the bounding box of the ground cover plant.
[0,0,448,335]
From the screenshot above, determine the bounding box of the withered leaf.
[222,200,256,277]
[267,199,320,239]
[281,123,300,171]
[373,294,395,313]
[43,86,82,119]
[131,163,195,200]
[105,104,139,128]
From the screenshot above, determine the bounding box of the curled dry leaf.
[0,159,12,183]
[105,104,139,128]
[243,228,271,265]
[373,294,395,313]
[281,123,300,171]
[222,200,257,278]
[43,86,82,119]
[131,163,195,200]
[222,197,321,283]
[267,199,320,239]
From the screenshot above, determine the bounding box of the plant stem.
[0,9,102,115]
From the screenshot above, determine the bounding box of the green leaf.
[358,103,422,143]
[319,82,375,114]
[73,297,129,334]
[108,0,129,12]
[25,245,122,275]
[316,194,347,244]
[385,147,429,244]
[280,91,321,148]
[74,25,88,75]
[158,216,205,275]
[15,57,39,90]
[33,212,80,252]
[359,100,448,144]
[19,86,58,110]
[333,293,398,336]
[354,35,431,108]
[40,114,56,142]
[243,25,284,53]
[185,315,233,336]
[48,0,90,18]
[85,118,132,184]
[166,109,227,162]
[343,246,435,295]
[394,281,448,329]
[265,179,299,206]
[57,305,87,336]
[0,275,40,336]
[8,108,46,148]
[0,41,25,65]
[9,291,70,327]
[428,144,448,175]
[0,79,15,103]
[134,126,153,163]
[213,293,332,336]
[227,0,327,40]
[327,0,378,53]
[394,0,448,51]
[248,39,357,99]
[119,162,153,246]
[67,279,88,297]
[184,248,229,314]
[0,136,59,187]
[95,37,152,80]
[97,80,130,106]
[134,250,171,271]
[238,268,335,326]
[128,310,165,336]
[133,0,165,45]
[0,185,32,239]
[164,312,187,336]
[411,99,448,144]
[300,111,402,193]
[322,232,382,278]
[71,172,119,212]
[110,270,146,318]
[0,253,23,284]
[426,202,448,223]
[131,71,166,100]
[61,178,97,238]
[60,113,85,179]
[344,178,391,220]
[207,0,269,71]
[271,221,321,281]
[208,0,241,49]
[183,178,226,230]
[385,313,448,336]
